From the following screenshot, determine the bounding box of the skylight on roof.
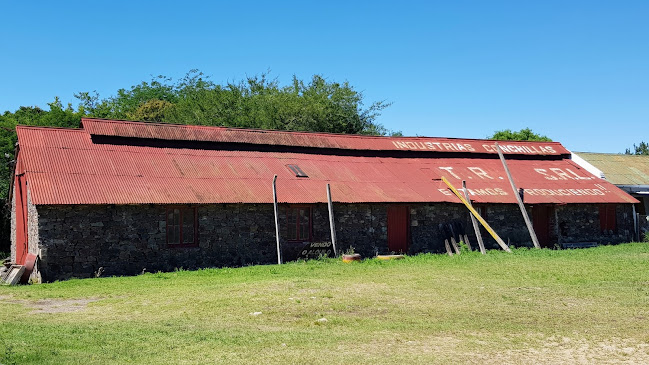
[287,164,308,178]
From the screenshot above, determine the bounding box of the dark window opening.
[167,207,198,246]
[287,164,308,177]
[285,206,312,241]
[599,204,616,233]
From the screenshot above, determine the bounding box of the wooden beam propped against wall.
[495,142,540,249]
[441,177,511,253]
[272,175,282,264]
[463,180,486,254]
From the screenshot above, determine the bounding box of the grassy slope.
[1,243,648,364]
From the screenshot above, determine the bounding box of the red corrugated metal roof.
[16,123,637,205]
[82,118,570,156]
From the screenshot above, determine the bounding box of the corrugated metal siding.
[16,125,637,206]
[81,118,570,156]
[575,152,649,185]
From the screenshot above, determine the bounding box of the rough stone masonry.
[20,200,634,282]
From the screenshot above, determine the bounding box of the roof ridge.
[16,125,84,132]
[81,118,565,144]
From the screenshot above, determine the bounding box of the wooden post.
[632,205,637,241]
[463,234,471,251]
[272,175,282,264]
[463,180,486,254]
[444,239,454,256]
[554,208,561,245]
[495,142,540,249]
[450,236,461,254]
[441,177,511,252]
[638,213,642,242]
[326,183,338,256]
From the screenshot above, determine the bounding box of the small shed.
[573,152,649,215]
[573,152,649,238]
[10,119,638,281]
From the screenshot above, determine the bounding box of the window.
[285,206,312,241]
[599,204,616,233]
[166,207,198,246]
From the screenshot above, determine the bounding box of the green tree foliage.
[164,74,391,134]
[0,70,392,252]
[625,142,649,155]
[0,99,84,253]
[77,70,392,135]
[488,128,552,142]
[128,99,174,122]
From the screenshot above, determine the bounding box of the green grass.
[1,243,649,364]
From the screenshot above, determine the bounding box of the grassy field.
[1,243,649,364]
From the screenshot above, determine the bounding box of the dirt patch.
[475,337,649,364]
[1,297,100,314]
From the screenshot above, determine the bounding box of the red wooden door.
[387,206,409,253]
[532,205,552,248]
[15,174,29,265]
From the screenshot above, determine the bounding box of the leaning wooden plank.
[326,183,338,256]
[495,142,540,249]
[462,180,486,254]
[450,236,461,254]
[444,239,454,256]
[272,175,282,264]
[463,234,472,251]
[441,177,511,253]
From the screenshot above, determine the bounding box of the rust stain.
[15,122,638,206]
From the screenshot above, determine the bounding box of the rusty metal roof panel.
[574,152,649,186]
[16,124,637,206]
[81,118,570,156]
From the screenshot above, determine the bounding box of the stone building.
[11,119,637,281]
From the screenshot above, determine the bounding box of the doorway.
[387,206,409,253]
[532,205,554,248]
[15,174,29,265]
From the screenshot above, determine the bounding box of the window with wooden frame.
[285,206,312,241]
[599,204,616,233]
[166,207,198,246]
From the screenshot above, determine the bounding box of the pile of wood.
[1,258,25,285]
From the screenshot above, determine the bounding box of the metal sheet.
[16,124,637,206]
[82,118,570,156]
[574,152,649,186]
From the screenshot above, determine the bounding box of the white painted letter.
[468,167,494,180]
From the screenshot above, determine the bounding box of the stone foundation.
[25,202,635,281]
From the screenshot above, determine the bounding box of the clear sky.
[1,1,647,153]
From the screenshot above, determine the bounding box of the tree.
[128,99,174,122]
[0,70,394,253]
[625,142,649,155]
[76,70,393,136]
[488,128,552,142]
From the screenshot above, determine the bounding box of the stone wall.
[36,204,280,281]
[554,204,634,244]
[30,202,635,281]
[27,189,39,256]
[409,203,472,253]
[329,203,388,257]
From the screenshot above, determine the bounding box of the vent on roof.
[287,164,308,177]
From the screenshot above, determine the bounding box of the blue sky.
[1,1,647,153]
